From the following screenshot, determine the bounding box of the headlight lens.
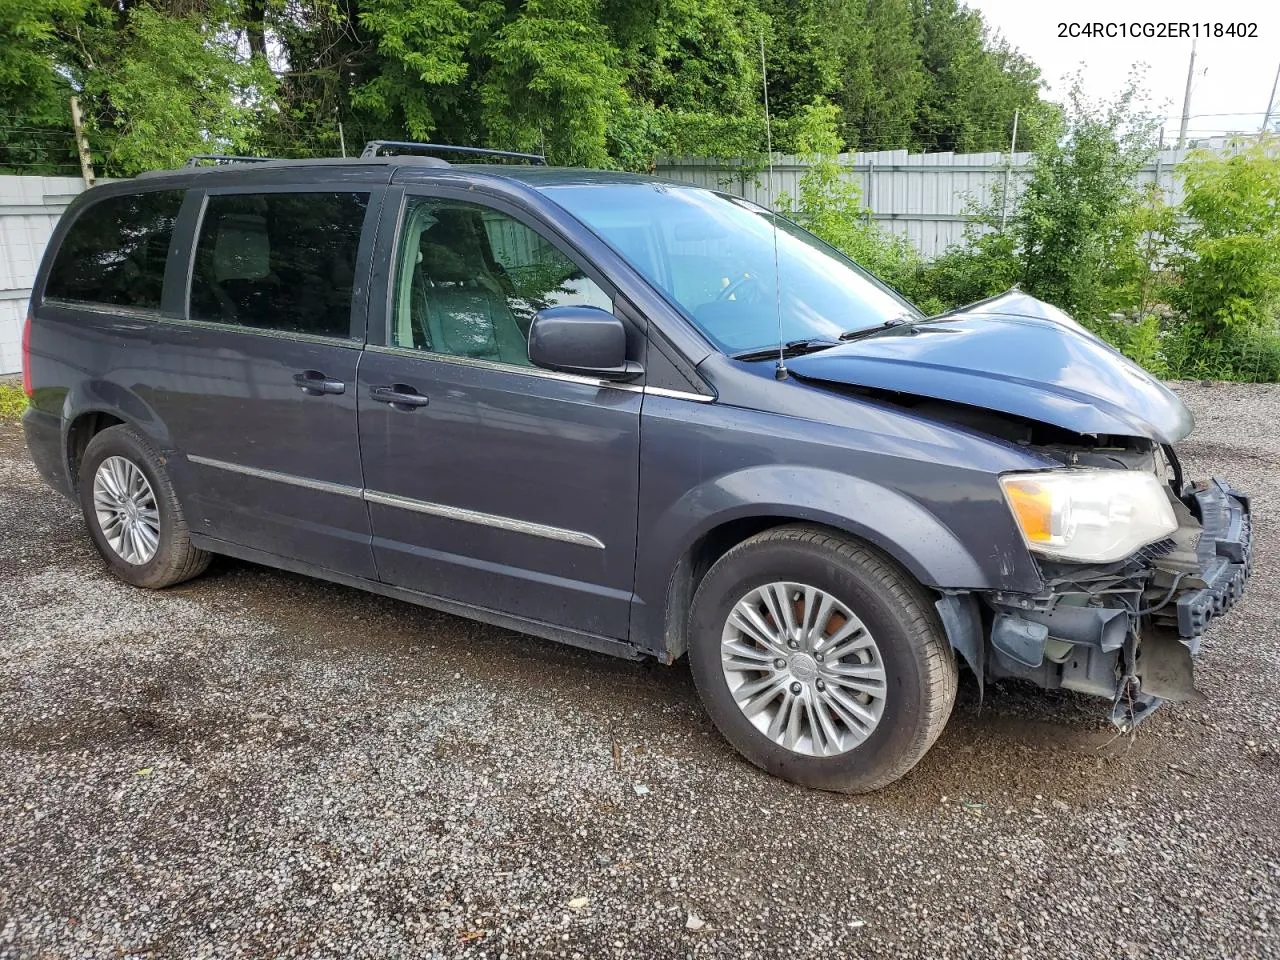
[1000,469,1178,563]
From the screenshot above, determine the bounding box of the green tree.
[845,0,925,150]
[2,0,1062,174]
[75,2,275,174]
[481,0,623,165]
[777,99,923,293]
[1170,140,1280,336]
[353,0,485,142]
[912,0,1056,153]
[0,0,88,172]
[1009,74,1159,323]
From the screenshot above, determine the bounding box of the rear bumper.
[21,405,71,499]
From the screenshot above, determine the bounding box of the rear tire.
[687,524,957,793]
[77,425,211,589]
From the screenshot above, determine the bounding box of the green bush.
[904,230,1020,311]
[892,89,1280,382]
[776,100,928,300]
[703,86,1280,383]
[1160,322,1280,383]
[1089,313,1171,379]
[1009,77,1160,325]
[0,382,26,421]
[1169,140,1280,336]
[893,76,1174,327]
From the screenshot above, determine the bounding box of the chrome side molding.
[363,490,606,549]
[187,454,364,498]
[188,454,605,549]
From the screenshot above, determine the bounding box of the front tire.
[77,425,211,589]
[688,524,957,793]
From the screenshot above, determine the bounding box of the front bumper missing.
[1162,479,1252,645]
[970,477,1253,731]
[1112,478,1253,728]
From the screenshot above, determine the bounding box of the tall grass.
[0,382,27,422]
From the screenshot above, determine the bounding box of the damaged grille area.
[981,476,1253,731]
[1148,480,1253,642]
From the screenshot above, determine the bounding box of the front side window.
[45,190,183,309]
[542,182,920,355]
[189,191,370,338]
[391,197,612,365]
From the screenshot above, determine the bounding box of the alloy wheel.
[92,456,161,565]
[720,581,887,757]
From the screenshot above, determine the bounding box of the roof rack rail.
[361,141,547,165]
[184,155,278,167]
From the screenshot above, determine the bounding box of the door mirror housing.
[528,306,642,381]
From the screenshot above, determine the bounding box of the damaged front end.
[780,288,1254,730]
[952,450,1252,731]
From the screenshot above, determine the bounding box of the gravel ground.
[0,382,1277,960]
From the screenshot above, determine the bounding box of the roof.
[448,166,678,189]
[133,155,447,184]
[131,155,679,193]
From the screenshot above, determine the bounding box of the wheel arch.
[640,466,996,662]
[61,381,172,491]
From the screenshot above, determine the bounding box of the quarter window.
[190,191,370,338]
[391,197,611,364]
[45,190,183,309]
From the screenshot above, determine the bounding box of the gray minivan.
[21,144,1253,792]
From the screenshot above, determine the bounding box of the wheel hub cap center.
[789,652,818,683]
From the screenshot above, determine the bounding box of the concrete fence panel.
[0,176,89,375]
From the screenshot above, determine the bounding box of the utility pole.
[69,97,96,187]
[1262,61,1280,136]
[1177,38,1197,149]
[999,108,1019,230]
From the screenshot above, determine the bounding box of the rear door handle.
[294,370,346,396]
[369,384,430,409]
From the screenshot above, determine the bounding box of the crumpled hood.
[786,291,1194,443]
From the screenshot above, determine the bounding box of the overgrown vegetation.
[3,1,1276,381]
[776,100,928,303]
[0,382,26,421]
[785,79,1280,383]
[1,0,1057,175]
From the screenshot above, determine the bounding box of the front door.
[156,187,379,579]
[357,192,641,639]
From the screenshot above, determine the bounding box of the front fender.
[665,465,993,590]
[632,458,1049,660]
[631,463,1040,659]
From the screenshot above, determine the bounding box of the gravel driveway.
[1,382,1277,960]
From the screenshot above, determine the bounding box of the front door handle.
[369,384,430,409]
[294,370,346,396]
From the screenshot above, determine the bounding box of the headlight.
[1000,469,1178,563]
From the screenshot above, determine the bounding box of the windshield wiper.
[732,338,837,362]
[838,314,916,342]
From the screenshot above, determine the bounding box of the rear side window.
[189,191,370,339]
[45,190,183,309]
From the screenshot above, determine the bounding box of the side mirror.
[528,306,642,381]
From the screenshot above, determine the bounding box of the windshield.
[543,182,920,355]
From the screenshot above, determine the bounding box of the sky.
[966,0,1280,141]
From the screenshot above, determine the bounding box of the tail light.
[21,312,33,397]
